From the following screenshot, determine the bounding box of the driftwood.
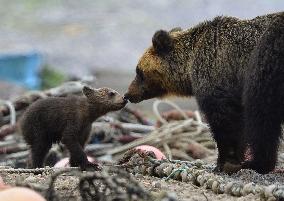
[92,122,155,134]
[4,150,29,160]
[0,142,27,154]
[0,124,16,139]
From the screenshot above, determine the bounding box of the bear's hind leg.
[243,82,283,173]
[243,15,284,174]
[243,64,283,173]
[243,107,281,174]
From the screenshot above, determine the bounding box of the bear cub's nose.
[124,93,130,100]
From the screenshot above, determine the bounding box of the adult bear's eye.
[136,67,144,81]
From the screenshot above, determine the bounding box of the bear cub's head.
[83,86,128,111]
[125,29,184,103]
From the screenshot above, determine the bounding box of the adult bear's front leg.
[197,93,244,172]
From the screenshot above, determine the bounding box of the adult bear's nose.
[123,93,130,100]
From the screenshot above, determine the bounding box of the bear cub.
[19,86,128,170]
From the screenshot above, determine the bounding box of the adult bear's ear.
[169,27,182,33]
[152,30,174,55]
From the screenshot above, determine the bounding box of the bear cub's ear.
[152,30,174,55]
[82,86,95,98]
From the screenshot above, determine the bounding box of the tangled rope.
[153,99,190,125]
[0,167,79,174]
[11,166,177,201]
[79,168,152,201]
[103,111,214,164]
[152,99,204,125]
[120,150,284,201]
[152,100,210,160]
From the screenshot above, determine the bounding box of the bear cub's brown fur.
[19,86,128,170]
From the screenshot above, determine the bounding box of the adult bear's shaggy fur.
[125,12,284,173]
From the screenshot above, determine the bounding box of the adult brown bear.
[125,12,284,174]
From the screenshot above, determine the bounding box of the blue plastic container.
[0,52,42,89]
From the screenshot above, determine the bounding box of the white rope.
[153,99,189,125]
[0,100,16,125]
[153,99,209,129]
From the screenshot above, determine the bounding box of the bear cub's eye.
[108,91,116,97]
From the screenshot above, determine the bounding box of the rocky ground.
[2,162,284,201]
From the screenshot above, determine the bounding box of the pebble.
[135,173,144,179]
[24,176,37,183]
[152,181,162,189]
